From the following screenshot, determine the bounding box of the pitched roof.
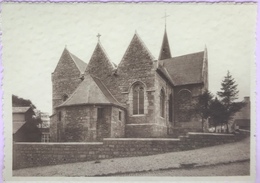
[12,107,31,113]
[54,47,87,74]
[157,62,174,85]
[58,74,123,108]
[158,29,172,60]
[68,51,87,73]
[13,122,26,134]
[234,101,250,120]
[159,51,205,85]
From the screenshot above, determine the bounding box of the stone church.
[50,27,208,142]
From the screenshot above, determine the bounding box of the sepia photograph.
[1,2,257,181]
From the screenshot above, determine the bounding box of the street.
[115,161,250,176]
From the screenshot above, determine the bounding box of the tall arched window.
[177,89,192,122]
[160,89,165,118]
[133,84,144,115]
[169,93,173,122]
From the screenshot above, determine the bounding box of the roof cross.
[162,11,170,28]
[97,33,101,42]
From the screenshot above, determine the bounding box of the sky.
[2,3,257,114]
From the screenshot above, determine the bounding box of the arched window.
[62,94,68,102]
[177,89,192,122]
[169,93,173,122]
[160,89,165,118]
[58,111,62,121]
[133,84,144,115]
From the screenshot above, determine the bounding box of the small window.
[97,108,104,119]
[58,111,62,121]
[133,84,145,115]
[160,89,165,118]
[62,94,68,102]
[119,111,122,121]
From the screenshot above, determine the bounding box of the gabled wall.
[52,48,83,113]
[115,33,163,137]
[154,72,174,136]
[173,83,204,132]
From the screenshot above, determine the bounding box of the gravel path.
[13,137,250,177]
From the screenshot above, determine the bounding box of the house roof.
[233,101,250,120]
[158,51,205,86]
[58,74,124,108]
[12,107,31,114]
[13,122,26,134]
[69,51,88,73]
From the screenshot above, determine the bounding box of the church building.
[50,27,208,142]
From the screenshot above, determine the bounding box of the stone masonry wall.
[111,107,125,138]
[174,84,204,131]
[56,105,113,142]
[13,133,247,170]
[52,49,83,113]
[154,72,174,135]
[112,34,158,137]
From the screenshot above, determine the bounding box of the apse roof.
[58,75,124,108]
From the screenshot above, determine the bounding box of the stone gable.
[52,48,85,112]
[85,42,115,81]
[117,33,155,92]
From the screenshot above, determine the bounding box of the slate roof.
[12,107,31,113]
[158,29,172,60]
[69,52,88,73]
[158,51,205,86]
[13,122,26,134]
[234,100,250,120]
[58,75,124,108]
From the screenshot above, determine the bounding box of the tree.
[209,97,227,132]
[195,90,214,132]
[12,94,36,108]
[217,71,244,133]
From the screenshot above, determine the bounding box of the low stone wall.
[13,132,248,170]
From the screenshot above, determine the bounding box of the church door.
[96,108,109,140]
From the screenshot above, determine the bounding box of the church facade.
[50,28,208,142]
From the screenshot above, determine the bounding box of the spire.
[158,28,172,60]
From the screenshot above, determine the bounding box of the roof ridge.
[170,51,204,59]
